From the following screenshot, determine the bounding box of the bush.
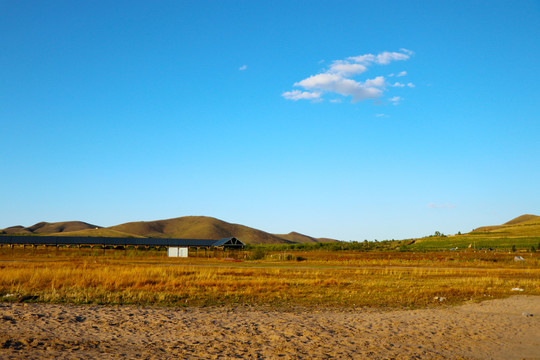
[284,253,295,261]
[250,248,267,260]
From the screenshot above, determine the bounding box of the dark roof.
[212,237,244,247]
[0,236,244,248]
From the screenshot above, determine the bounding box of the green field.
[408,215,540,251]
[408,235,540,251]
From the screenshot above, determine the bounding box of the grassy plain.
[0,246,538,309]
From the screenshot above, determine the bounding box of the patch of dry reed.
[0,248,538,308]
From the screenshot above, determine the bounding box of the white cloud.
[281,90,321,101]
[397,71,407,77]
[400,48,414,55]
[363,76,385,88]
[407,82,415,88]
[328,61,367,76]
[375,113,389,118]
[389,96,402,105]
[295,73,382,102]
[239,65,247,71]
[283,49,413,103]
[347,53,376,64]
[375,51,410,65]
[348,51,410,65]
[330,99,343,103]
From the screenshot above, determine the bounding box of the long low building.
[0,235,244,249]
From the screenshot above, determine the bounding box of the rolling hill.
[0,216,336,244]
[502,214,540,226]
[0,221,100,235]
[108,216,292,244]
[48,228,146,238]
[469,214,540,237]
[275,231,338,243]
[409,214,540,250]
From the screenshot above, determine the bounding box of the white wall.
[168,247,189,257]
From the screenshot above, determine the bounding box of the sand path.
[1,296,538,359]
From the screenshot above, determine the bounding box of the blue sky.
[1,1,539,240]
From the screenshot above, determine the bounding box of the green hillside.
[410,214,540,251]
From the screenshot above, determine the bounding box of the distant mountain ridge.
[5,214,536,244]
[0,216,339,245]
[108,216,291,244]
[275,231,337,243]
[1,221,100,235]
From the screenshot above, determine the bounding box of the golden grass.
[0,247,538,309]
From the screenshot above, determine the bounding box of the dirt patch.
[0,296,538,359]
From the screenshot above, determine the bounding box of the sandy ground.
[0,296,539,360]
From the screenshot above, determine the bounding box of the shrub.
[250,248,267,260]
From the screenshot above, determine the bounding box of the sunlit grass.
[410,235,540,251]
[0,247,538,309]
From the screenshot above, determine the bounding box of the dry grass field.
[1,246,539,359]
[1,246,538,309]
